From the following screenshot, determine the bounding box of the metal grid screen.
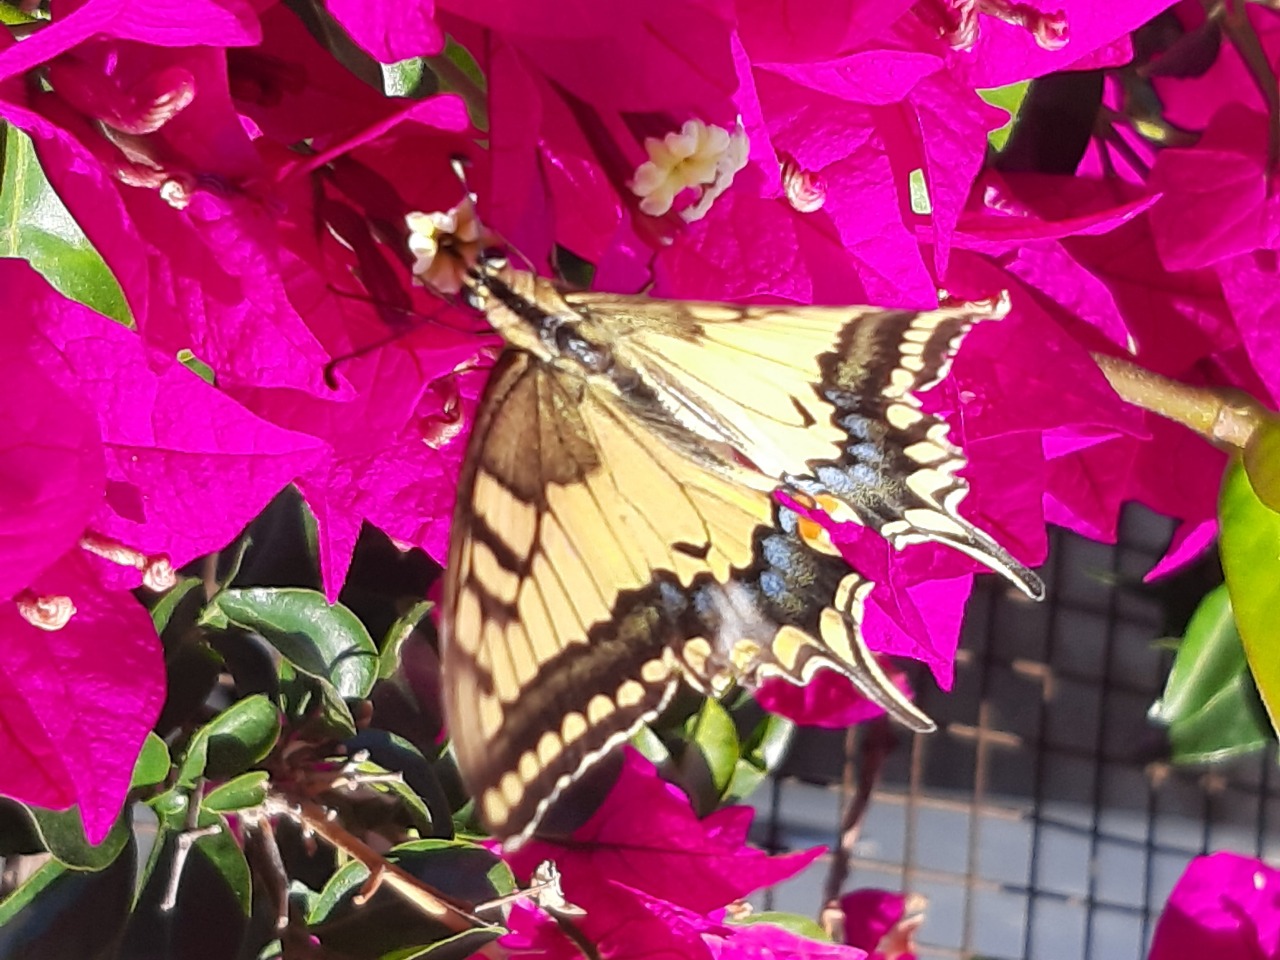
[749,507,1280,959]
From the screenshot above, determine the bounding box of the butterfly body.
[425,221,1043,846]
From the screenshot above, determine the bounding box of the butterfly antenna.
[320,287,485,389]
[450,155,479,206]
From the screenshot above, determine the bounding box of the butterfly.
[410,196,1044,847]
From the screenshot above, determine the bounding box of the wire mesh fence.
[750,507,1278,959]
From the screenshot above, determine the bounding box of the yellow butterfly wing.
[441,346,932,845]
[569,292,1044,599]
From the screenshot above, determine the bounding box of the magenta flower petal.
[0,317,105,602]
[238,317,489,598]
[907,74,1011,276]
[954,0,1176,89]
[0,0,260,83]
[753,69,936,306]
[1218,252,1280,406]
[1149,853,1280,960]
[708,920,870,959]
[507,750,822,917]
[737,0,916,63]
[1148,106,1273,273]
[755,661,915,728]
[1154,2,1280,131]
[325,0,444,62]
[842,888,919,959]
[0,550,163,843]
[9,262,323,583]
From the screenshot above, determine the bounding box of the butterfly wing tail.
[799,298,1044,600]
[683,510,937,733]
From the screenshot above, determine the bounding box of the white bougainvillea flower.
[630,118,749,221]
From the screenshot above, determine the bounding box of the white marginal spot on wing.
[616,679,646,708]
[885,403,924,431]
[586,694,614,725]
[905,468,953,506]
[536,730,562,766]
[903,508,969,537]
[560,711,588,744]
[904,440,948,465]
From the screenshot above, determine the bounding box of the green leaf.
[0,834,134,958]
[380,600,432,679]
[1150,585,1272,762]
[131,732,172,789]
[177,348,216,385]
[278,660,358,738]
[202,588,379,699]
[683,698,740,800]
[630,724,673,769]
[742,712,795,770]
[202,771,270,813]
[1242,415,1280,512]
[1220,459,1280,731]
[979,81,1032,151]
[345,732,444,834]
[0,859,66,925]
[382,58,427,97]
[386,838,514,903]
[194,822,253,914]
[177,694,281,784]
[309,860,370,924]
[0,3,43,25]
[0,123,130,323]
[907,168,931,215]
[148,576,203,634]
[26,804,131,871]
[731,911,833,942]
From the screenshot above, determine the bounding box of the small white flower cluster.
[630,118,749,222]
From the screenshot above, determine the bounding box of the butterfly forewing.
[442,351,779,842]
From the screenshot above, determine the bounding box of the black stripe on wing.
[788,302,1044,600]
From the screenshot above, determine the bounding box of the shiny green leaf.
[130,732,172,790]
[26,804,131,871]
[177,348,216,385]
[0,124,130,323]
[177,694,280,785]
[731,911,833,941]
[679,698,740,808]
[202,771,270,813]
[1242,415,1280,513]
[0,834,134,957]
[1220,459,1280,732]
[979,81,1032,151]
[202,588,378,698]
[382,58,426,96]
[148,576,203,634]
[1150,585,1271,762]
[380,600,432,679]
[194,822,253,914]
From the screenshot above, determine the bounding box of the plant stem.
[1092,352,1269,451]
